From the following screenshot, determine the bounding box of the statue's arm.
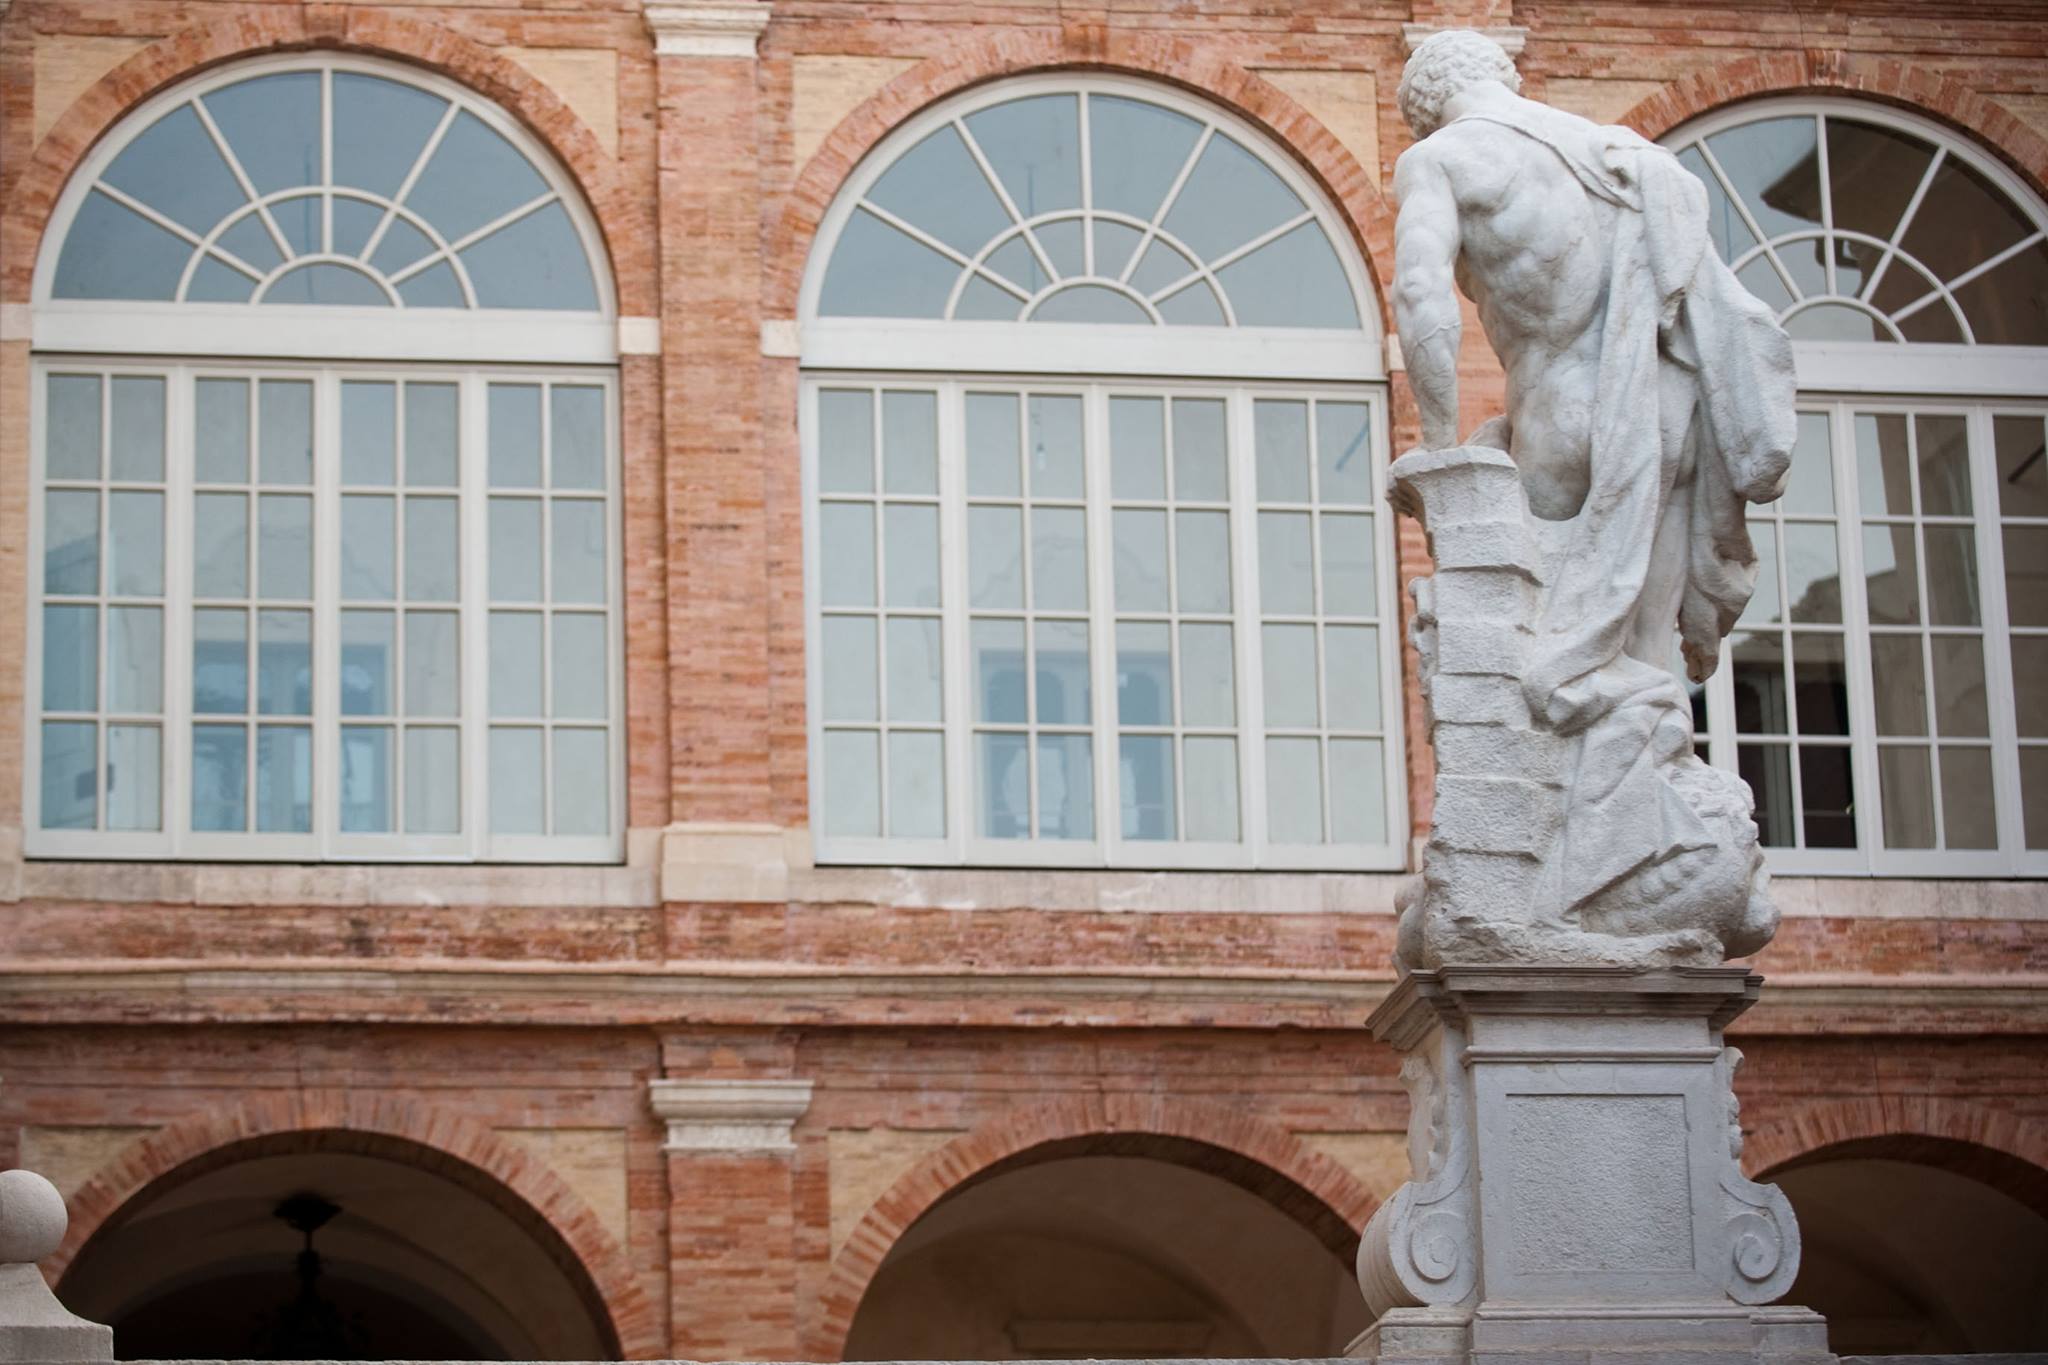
[1392,149,1464,451]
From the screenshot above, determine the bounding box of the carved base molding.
[1350,966,1835,1364]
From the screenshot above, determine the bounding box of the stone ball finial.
[0,1169,68,1263]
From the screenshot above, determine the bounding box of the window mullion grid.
[1831,400,1879,871]
[1903,415,1948,852]
[1967,406,2024,864]
[1231,391,1269,861]
[164,369,196,854]
[1371,393,1407,861]
[1814,114,1836,297]
[539,383,558,838]
[1307,400,1334,844]
[1087,385,1122,865]
[313,370,342,853]
[939,381,972,861]
[460,375,491,857]
[871,390,893,840]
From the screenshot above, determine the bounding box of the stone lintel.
[643,0,772,58]
[1401,22,1529,56]
[1381,965,1765,1036]
[649,1077,814,1152]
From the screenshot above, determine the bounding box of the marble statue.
[1385,28,1797,970]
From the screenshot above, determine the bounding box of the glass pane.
[1739,742,1795,846]
[1993,415,2047,519]
[1782,412,1835,516]
[340,726,394,832]
[1781,523,1841,624]
[1799,745,1857,849]
[1940,746,1996,850]
[489,727,544,834]
[977,731,1029,839]
[489,384,544,487]
[1930,634,1988,738]
[1742,522,1782,625]
[406,383,459,487]
[194,379,250,483]
[1160,130,1303,261]
[106,723,161,831]
[489,498,543,601]
[966,393,1022,497]
[2005,527,2048,628]
[887,617,943,723]
[1182,736,1238,842]
[1324,625,1380,730]
[1112,509,1168,612]
[972,619,1026,723]
[1036,733,1093,839]
[42,605,97,712]
[106,492,164,598]
[1316,402,1372,506]
[1867,634,1927,736]
[1173,399,1228,502]
[191,723,247,831]
[1031,507,1088,611]
[1116,621,1172,726]
[1856,413,1914,518]
[1089,93,1202,220]
[257,494,312,600]
[257,381,312,485]
[1218,219,1360,329]
[552,614,608,721]
[341,496,396,600]
[2014,637,2048,738]
[1119,734,1174,840]
[342,382,398,485]
[406,496,459,601]
[1329,737,1386,845]
[1255,401,1311,501]
[819,208,958,318]
[869,122,1013,255]
[340,610,394,716]
[110,376,166,482]
[1176,511,1232,613]
[1827,118,1934,239]
[882,391,937,495]
[489,611,543,717]
[1879,745,1935,849]
[823,729,881,838]
[1791,633,1850,736]
[406,727,462,834]
[551,500,607,605]
[887,731,945,839]
[254,726,312,832]
[1110,397,1166,501]
[822,615,879,722]
[405,611,460,717]
[52,192,188,301]
[1263,623,1319,727]
[552,729,607,836]
[1259,512,1315,614]
[45,489,99,596]
[1180,622,1235,727]
[819,389,874,494]
[1028,395,1085,500]
[1266,736,1323,842]
[256,609,311,716]
[1320,513,1375,616]
[1862,524,1919,625]
[192,608,248,714]
[551,386,607,491]
[459,200,598,311]
[822,503,878,608]
[40,721,96,829]
[107,606,162,713]
[1730,632,1788,734]
[1706,116,1821,240]
[47,374,102,480]
[1914,415,1971,517]
[1035,619,1091,725]
[1923,525,1980,626]
[885,504,940,608]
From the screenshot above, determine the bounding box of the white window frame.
[800,374,1407,871]
[30,52,617,367]
[25,356,628,863]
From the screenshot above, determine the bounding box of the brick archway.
[1615,49,2048,202]
[815,1094,1379,1359]
[1744,1096,2048,1222]
[51,1091,663,1360]
[1,7,650,313]
[764,28,1396,328]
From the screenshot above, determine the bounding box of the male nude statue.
[1389,31,1796,952]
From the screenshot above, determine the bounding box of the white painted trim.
[648,1078,813,1152]
[1401,23,1528,55]
[643,0,771,58]
[1791,342,2048,399]
[617,316,663,356]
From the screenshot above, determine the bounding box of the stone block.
[1425,674,1531,728]
[1391,446,1526,526]
[1430,777,1554,855]
[1425,564,1539,619]
[1433,621,1531,678]
[1429,723,1567,786]
[1425,524,1540,577]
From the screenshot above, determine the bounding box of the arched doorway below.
[844,1146,1368,1359]
[1774,1151,2048,1354]
[60,1144,616,1360]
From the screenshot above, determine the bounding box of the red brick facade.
[1,0,2045,1357]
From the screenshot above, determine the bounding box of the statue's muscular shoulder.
[1396,120,1522,213]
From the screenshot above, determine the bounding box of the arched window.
[28,55,622,861]
[1666,99,2048,875]
[800,76,1402,869]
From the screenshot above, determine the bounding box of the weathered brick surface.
[0,0,2043,1357]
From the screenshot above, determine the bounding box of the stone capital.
[643,0,772,58]
[649,1078,814,1152]
[1401,22,1528,56]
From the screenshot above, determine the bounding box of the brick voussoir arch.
[765,27,1396,332]
[1,7,644,313]
[50,1090,664,1360]
[1743,1095,2048,1219]
[815,1093,1381,1358]
[1617,49,2048,202]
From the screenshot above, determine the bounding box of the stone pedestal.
[1350,967,1833,1364]
[0,1169,113,1363]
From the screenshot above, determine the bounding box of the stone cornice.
[1402,22,1528,56]
[649,1078,814,1152]
[643,1,772,58]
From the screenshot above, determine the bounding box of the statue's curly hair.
[1398,30,1522,137]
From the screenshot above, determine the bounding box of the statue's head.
[1398,29,1522,138]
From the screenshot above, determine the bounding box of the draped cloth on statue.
[1453,107,1796,913]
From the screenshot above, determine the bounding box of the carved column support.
[643,0,772,57]
[650,1077,814,1151]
